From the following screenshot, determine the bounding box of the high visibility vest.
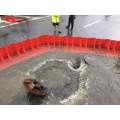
[51,15,60,23]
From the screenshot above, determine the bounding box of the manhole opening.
[68,58,81,70]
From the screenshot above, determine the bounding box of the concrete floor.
[0,15,120,104]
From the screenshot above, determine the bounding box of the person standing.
[66,15,75,31]
[51,15,61,34]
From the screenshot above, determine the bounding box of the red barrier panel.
[4,15,22,23]
[0,48,7,62]
[0,35,120,71]
[5,44,18,58]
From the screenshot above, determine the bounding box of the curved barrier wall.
[0,35,120,71]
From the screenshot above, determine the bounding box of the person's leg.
[56,23,61,33]
[57,25,61,33]
[52,23,57,34]
[67,28,72,36]
[71,20,74,31]
[66,18,70,29]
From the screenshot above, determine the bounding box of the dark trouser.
[67,20,74,30]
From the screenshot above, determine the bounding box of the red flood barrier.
[4,15,23,23]
[0,35,120,71]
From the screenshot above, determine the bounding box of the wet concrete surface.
[1,15,120,104]
[0,51,120,105]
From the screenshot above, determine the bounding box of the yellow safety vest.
[51,15,60,23]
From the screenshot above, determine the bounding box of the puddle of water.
[26,58,88,105]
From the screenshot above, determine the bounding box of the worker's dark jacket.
[69,15,75,21]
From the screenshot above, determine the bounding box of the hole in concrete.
[67,58,81,71]
[67,57,88,72]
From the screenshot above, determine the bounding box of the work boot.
[58,31,62,34]
[66,26,69,29]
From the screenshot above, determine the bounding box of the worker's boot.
[58,31,62,34]
[66,25,69,29]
